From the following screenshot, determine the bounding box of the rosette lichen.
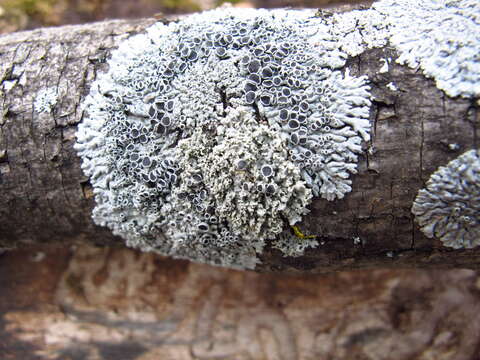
[412,150,480,249]
[75,8,373,269]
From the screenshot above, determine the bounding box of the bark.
[0,18,157,247]
[1,244,480,360]
[0,13,479,273]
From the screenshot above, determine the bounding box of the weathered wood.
[1,244,480,359]
[0,12,479,273]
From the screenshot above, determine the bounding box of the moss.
[2,0,60,22]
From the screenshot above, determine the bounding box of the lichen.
[322,0,480,98]
[271,230,319,258]
[325,7,389,58]
[75,8,374,269]
[378,58,389,74]
[34,87,58,113]
[412,149,480,249]
[386,82,398,91]
[175,108,312,241]
[373,0,480,98]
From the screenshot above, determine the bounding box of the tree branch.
[0,8,479,273]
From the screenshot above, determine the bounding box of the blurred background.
[0,0,365,33]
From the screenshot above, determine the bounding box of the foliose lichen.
[373,0,480,98]
[412,150,480,249]
[321,0,480,98]
[34,87,58,113]
[75,8,375,269]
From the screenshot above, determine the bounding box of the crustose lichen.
[34,87,58,113]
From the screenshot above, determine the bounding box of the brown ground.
[1,244,480,359]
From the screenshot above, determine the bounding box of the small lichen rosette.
[412,150,480,249]
[75,9,372,269]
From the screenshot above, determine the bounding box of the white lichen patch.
[386,82,398,91]
[379,58,389,74]
[326,8,389,58]
[448,143,461,151]
[412,150,480,249]
[373,0,480,98]
[75,8,374,269]
[3,80,17,92]
[34,87,58,113]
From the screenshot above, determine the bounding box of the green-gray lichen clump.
[75,8,373,269]
[412,150,480,249]
[272,232,319,258]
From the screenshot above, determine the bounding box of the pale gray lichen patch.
[386,82,398,91]
[412,150,480,249]
[449,143,461,151]
[75,8,373,268]
[321,0,480,98]
[373,0,480,98]
[271,231,319,258]
[325,8,389,58]
[34,87,58,113]
[3,80,17,92]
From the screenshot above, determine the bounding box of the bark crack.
[372,104,378,139]
[419,119,424,180]
[55,47,73,206]
[475,104,479,149]
[411,216,415,250]
[19,116,34,204]
[441,91,447,120]
[8,43,34,203]
[468,99,478,149]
